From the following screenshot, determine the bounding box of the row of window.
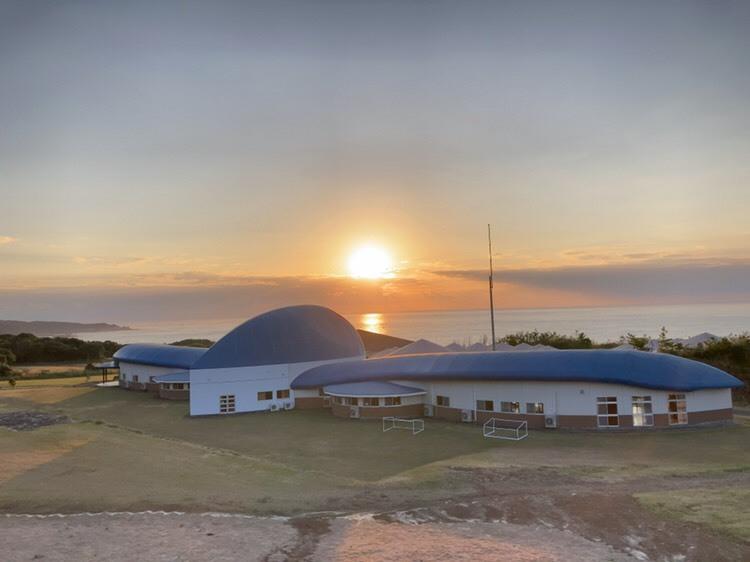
[597,394,687,427]
[162,383,189,390]
[434,393,689,427]
[218,390,291,414]
[257,389,290,401]
[333,396,402,407]
[436,395,545,414]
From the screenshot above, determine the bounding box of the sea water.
[75,302,750,346]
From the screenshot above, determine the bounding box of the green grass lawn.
[1,385,750,517]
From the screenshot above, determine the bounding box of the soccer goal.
[382,416,425,435]
[482,418,528,441]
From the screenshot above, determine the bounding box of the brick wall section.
[688,408,734,424]
[331,402,423,419]
[433,405,464,422]
[295,397,329,409]
[158,388,190,401]
[146,382,160,394]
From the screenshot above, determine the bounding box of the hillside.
[0,320,130,337]
[356,329,412,354]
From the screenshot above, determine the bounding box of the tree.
[657,326,681,354]
[625,333,650,351]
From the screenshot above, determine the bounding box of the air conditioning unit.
[544,415,557,429]
[461,409,473,423]
[423,405,434,417]
[269,403,280,412]
[283,401,293,410]
[350,406,360,419]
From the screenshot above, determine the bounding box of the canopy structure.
[292,349,744,392]
[388,339,446,355]
[324,381,425,397]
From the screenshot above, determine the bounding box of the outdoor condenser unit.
[460,409,473,423]
[544,415,558,428]
[350,406,360,419]
[269,403,280,412]
[423,405,434,417]
[283,401,293,410]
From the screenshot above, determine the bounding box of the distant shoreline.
[0,320,131,337]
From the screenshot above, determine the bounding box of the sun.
[347,245,394,279]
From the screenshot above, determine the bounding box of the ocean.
[75,302,750,346]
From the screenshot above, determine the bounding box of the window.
[257,391,273,401]
[344,397,358,406]
[277,389,290,399]
[361,397,380,407]
[333,396,344,405]
[668,393,688,425]
[526,402,544,414]
[436,395,450,407]
[500,401,520,413]
[384,396,401,406]
[173,383,185,390]
[631,396,653,427]
[219,394,236,414]
[476,399,494,411]
[597,396,619,427]
[133,375,139,383]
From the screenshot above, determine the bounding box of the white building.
[114,305,365,414]
[114,305,742,429]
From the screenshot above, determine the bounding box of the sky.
[1,0,750,323]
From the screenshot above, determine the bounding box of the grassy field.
[636,488,750,541]
[1,380,749,541]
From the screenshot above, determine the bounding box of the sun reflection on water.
[359,312,385,334]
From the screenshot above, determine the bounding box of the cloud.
[0,273,446,323]
[433,258,750,302]
[72,256,146,267]
[0,236,16,245]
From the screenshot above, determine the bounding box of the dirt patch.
[262,516,332,561]
[376,470,750,562]
[0,411,68,431]
[0,513,297,562]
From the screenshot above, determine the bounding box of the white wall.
[393,379,732,416]
[118,362,180,384]
[189,356,359,416]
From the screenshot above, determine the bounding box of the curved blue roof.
[292,350,743,392]
[113,344,207,369]
[191,305,365,370]
[324,381,426,397]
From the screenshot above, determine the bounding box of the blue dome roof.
[191,305,365,369]
[292,349,743,392]
[113,344,207,369]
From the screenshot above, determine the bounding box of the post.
[488,224,496,351]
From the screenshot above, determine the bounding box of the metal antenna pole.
[488,224,496,351]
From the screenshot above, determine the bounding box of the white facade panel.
[118,362,180,384]
[392,380,733,417]
[189,356,360,416]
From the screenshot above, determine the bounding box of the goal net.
[482,418,528,441]
[382,416,425,435]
